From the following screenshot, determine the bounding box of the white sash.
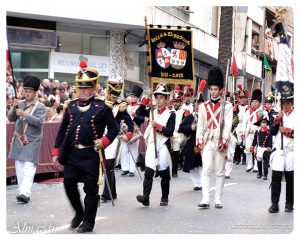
[144,108,170,149]
[206,104,222,128]
[249,109,259,122]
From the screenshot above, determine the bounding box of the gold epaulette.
[63,98,77,110]
[118,101,128,112]
[105,100,113,109]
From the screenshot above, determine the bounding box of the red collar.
[130,101,138,106]
[157,106,167,114]
[260,127,269,132]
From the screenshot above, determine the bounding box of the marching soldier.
[136,83,175,207]
[51,61,119,233]
[262,93,278,179]
[250,115,272,179]
[265,93,278,123]
[178,80,206,190]
[241,89,263,172]
[182,83,194,113]
[8,75,46,204]
[233,83,249,165]
[170,86,190,177]
[100,77,134,202]
[268,94,294,213]
[224,99,240,179]
[120,85,144,177]
[195,66,233,209]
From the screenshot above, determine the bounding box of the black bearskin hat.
[130,85,143,98]
[251,89,262,103]
[207,66,224,88]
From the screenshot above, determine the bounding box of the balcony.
[236,51,262,78]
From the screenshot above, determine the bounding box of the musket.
[145,16,159,162]
[249,76,255,105]
[218,59,230,149]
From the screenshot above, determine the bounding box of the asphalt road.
[6,164,293,234]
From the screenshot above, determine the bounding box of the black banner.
[147,28,194,84]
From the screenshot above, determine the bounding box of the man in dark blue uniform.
[51,61,119,233]
[100,77,134,203]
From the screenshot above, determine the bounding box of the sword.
[97,148,115,207]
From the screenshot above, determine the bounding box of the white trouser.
[190,167,202,188]
[253,158,258,171]
[121,140,139,173]
[236,123,243,144]
[246,153,253,170]
[225,161,233,177]
[245,133,255,153]
[200,140,226,204]
[245,133,255,170]
[225,142,235,177]
[270,148,294,171]
[15,160,37,197]
[215,176,225,205]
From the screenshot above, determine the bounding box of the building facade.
[7,5,293,96]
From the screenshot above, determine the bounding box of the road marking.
[210,182,237,190]
[40,216,107,234]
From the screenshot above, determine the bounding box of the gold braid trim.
[118,101,128,112]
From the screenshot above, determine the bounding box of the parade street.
[6,164,293,234]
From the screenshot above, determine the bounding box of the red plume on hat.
[198,79,206,93]
[79,60,88,69]
[174,85,181,90]
[196,79,206,102]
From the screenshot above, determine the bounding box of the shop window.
[11,49,49,69]
[251,33,259,56]
[56,25,110,56]
[10,49,49,79]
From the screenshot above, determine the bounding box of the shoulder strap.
[23,101,40,134]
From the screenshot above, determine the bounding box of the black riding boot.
[160,168,171,206]
[136,167,155,206]
[101,158,117,201]
[268,170,282,213]
[284,171,294,212]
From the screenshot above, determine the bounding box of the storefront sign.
[51,52,110,76]
[7,27,57,48]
